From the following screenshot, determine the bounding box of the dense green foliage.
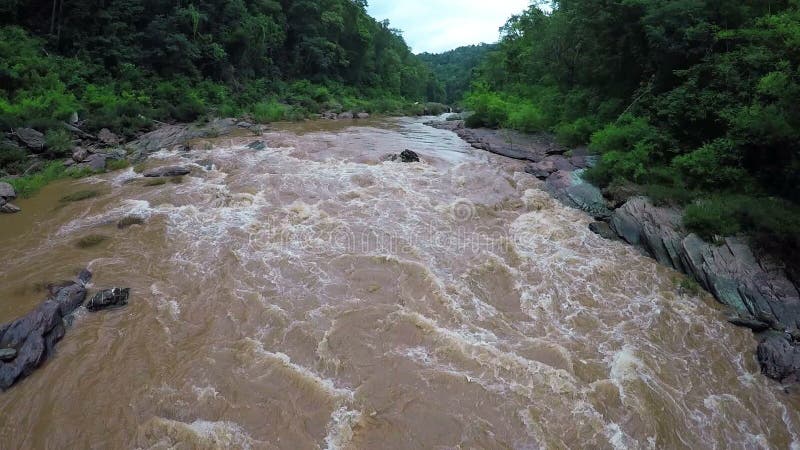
[466,0,800,252]
[419,44,495,104]
[0,0,442,176]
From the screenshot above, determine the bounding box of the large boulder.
[757,334,800,383]
[356,112,370,119]
[15,128,45,151]
[86,288,130,311]
[338,112,354,120]
[82,153,107,171]
[0,271,90,390]
[143,166,191,178]
[0,181,16,201]
[72,147,89,163]
[611,197,685,270]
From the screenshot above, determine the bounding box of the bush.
[555,117,597,147]
[464,90,508,128]
[506,102,549,133]
[251,100,287,123]
[45,129,73,156]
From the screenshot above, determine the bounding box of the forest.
[463,0,800,255]
[0,0,444,175]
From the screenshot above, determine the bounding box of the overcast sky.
[367,0,532,54]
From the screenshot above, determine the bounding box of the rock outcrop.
[385,149,421,163]
[0,271,91,390]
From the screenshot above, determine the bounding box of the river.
[0,116,798,449]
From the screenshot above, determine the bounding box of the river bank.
[428,118,800,385]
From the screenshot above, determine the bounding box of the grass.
[59,189,100,202]
[106,159,131,171]
[133,163,147,174]
[118,216,145,229]
[2,161,66,198]
[75,234,108,248]
[169,176,184,184]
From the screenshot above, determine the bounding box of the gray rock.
[546,171,611,219]
[86,288,130,312]
[0,203,21,214]
[97,128,121,145]
[63,159,75,167]
[237,121,254,128]
[728,316,772,332]
[757,334,800,383]
[0,271,90,390]
[338,112,354,120]
[526,160,557,179]
[15,128,45,150]
[589,222,618,240]
[385,150,421,163]
[127,119,236,156]
[356,113,370,119]
[247,141,267,151]
[143,166,191,178]
[0,181,16,201]
[611,197,685,270]
[82,153,107,171]
[72,147,89,163]
[0,348,15,362]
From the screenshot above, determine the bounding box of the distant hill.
[418,44,496,104]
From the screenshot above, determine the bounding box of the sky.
[367,0,532,54]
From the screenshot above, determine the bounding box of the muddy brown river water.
[1,117,799,449]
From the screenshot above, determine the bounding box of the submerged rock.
[247,141,267,151]
[0,270,91,390]
[86,288,130,312]
[143,166,191,178]
[385,150,421,163]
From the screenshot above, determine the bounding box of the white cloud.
[367,0,532,54]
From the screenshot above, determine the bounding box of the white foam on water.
[138,417,258,450]
[609,346,646,398]
[323,406,363,450]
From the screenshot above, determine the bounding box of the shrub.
[506,102,549,133]
[464,90,508,128]
[555,117,597,147]
[45,129,73,156]
[251,100,287,123]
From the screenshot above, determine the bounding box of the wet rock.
[338,112,354,120]
[546,171,611,220]
[399,150,420,163]
[728,316,772,332]
[356,112,370,119]
[127,119,236,157]
[97,128,121,145]
[143,166,191,178]
[0,181,16,201]
[589,222,618,240]
[15,128,45,150]
[525,160,557,179]
[757,334,800,383]
[237,121,254,128]
[321,111,338,120]
[72,147,89,163]
[0,271,89,390]
[247,141,267,151]
[0,348,16,362]
[86,288,130,312]
[0,203,21,214]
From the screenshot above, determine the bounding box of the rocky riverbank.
[429,119,800,385]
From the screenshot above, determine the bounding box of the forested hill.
[418,44,495,104]
[464,1,800,258]
[0,0,443,174]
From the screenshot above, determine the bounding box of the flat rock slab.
[0,203,21,214]
[143,166,191,177]
[15,128,45,150]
